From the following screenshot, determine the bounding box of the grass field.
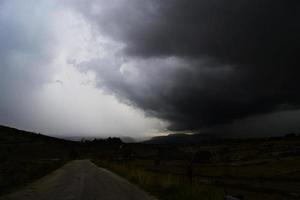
[93,158,300,200]
[93,159,225,200]
[93,138,300,200]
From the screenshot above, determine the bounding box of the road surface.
[1,160,156,200]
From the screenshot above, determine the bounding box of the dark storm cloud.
[75,0,300,131]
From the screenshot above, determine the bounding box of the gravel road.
[1,160,156,200]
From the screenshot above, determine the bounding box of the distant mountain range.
[145,133,218,144]
[63,136,136,143]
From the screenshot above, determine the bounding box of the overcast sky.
[0,0,299,138]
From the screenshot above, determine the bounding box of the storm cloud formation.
[0,0,163,138]
[0,0,56,127]
[0,0,299,138]
[74,0,300,131]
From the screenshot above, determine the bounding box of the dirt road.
[1,160,156,200]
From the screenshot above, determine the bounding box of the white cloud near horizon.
[0,0,167,138]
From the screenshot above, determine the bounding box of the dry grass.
[93,159,224,200]
[93,158,299,200]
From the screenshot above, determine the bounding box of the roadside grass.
[113,157,300,180]
[0,159,66,195]
[93,159,225,200]
[194,158,300,179]
[93,158,299,200]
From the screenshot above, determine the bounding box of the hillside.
[0,125,74,160]
[0,125,73,194]
[0,125,65,143]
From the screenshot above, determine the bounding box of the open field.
[1,125,300,199]
[93,137,300,200]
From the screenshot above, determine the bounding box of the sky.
[0,0,299,139]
